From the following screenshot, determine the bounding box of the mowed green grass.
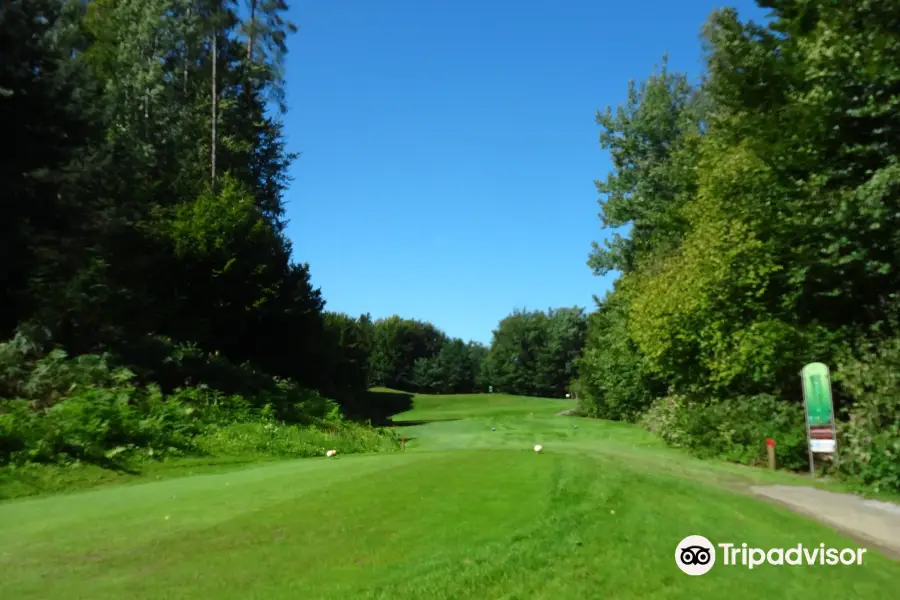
[1,393,896,599]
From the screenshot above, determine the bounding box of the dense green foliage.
[368,316,449,391]
[318,310,584,399]
[410,338,488,395]
[0,331,405,468]
[482,308,587,398]
[0,0,580,467]
[579,0,900,492]
[0,0,404,468]
[2,0,315,382]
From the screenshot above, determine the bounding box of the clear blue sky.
[281,0,767,345]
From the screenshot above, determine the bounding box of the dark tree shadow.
[89,456,141,475]
[343,390,415,426]
[389,418,462,427]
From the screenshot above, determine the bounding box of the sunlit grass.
[1,391,895,599]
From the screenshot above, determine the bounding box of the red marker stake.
[766,438,776,471]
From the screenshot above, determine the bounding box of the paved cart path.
[751,484,900,558]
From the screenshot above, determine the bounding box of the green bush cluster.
[0,386,200,466]
[641,394,808,471]
[833,339,900,494]
[606,339,900,490]
[0,333,396,469]
[118,335,342,424]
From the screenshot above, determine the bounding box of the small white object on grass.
[326,449,337,457]
[491,427,496,431]
[534,444,543,453]
[566,393,571,399]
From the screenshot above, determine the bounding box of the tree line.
[0,0,585,470]
[322,308,587,406]
[2,0,355,469]
[4,0,320,398]
[575,0,900,492]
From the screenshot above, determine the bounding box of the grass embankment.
[0,419,398,501]
[1,391,896,599]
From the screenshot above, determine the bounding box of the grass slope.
[1,392,896,599]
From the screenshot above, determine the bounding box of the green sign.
[801,362,837,455]
[801,362,834,427]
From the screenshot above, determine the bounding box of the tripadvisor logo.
[675,535,867,575]
[676,535,716,575]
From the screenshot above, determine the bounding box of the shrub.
[0,332,129,409]
[833,338,900,493]
[125,336,340,423]
[640,394,685,446]
[0,333,383,469]
[641,393,808,470]
[0,383,207,466]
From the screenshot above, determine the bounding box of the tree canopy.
[578,0,900,491]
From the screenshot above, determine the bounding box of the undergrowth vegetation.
[196,421,399,458]
[640,394,809,471]
[0,332,399,489]
[833,340,900,493]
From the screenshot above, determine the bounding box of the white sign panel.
[810,439,836,454]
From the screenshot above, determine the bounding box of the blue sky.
[282,0,768,345]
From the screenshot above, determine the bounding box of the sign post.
[766,438,776,471]
[800,362,837,478]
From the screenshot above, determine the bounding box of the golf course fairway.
[1,392,896,599]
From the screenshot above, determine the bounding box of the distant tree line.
[575,0,900,493]
[481,308,587,398]
[321,308,587,403]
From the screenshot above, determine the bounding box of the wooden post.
[766,438,776,471]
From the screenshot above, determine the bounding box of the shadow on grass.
[390,418,463,427]
[343,390,415,426]
[92,456,141,475]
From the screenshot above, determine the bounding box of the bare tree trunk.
[145,34,156,137]
[247,0,257,60]
[211,19,217,187]
[243,0,258,98]
[183,7,191,94]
